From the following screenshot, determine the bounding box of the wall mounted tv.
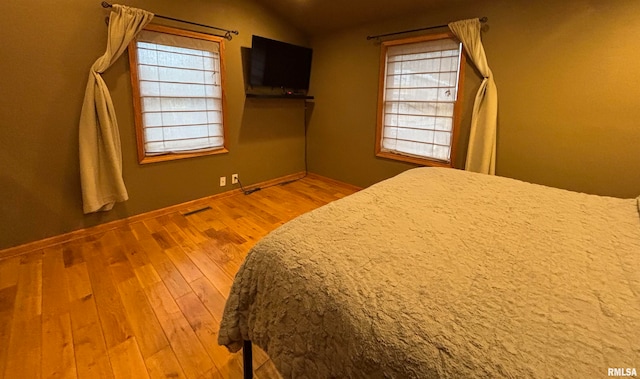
[249,35,313,93]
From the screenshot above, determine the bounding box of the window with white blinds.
[376,34,464,166]
[129,25,227,163]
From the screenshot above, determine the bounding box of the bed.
[218,167,640,378]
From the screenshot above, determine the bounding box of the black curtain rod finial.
[101,1,112,8]
[223,30,240,40]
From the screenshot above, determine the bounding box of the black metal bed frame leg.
[243,340,253,379]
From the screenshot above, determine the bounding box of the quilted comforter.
[218,167,640,378]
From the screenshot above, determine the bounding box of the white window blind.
[134,29,224,155]
[381,38,462,163]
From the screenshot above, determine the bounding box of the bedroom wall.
[0,0,309,250]
[307,0,640,199]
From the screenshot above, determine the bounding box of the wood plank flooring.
[0,174,359,379]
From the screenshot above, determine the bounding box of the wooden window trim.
[375,32,465,168]
[128,24,229,164]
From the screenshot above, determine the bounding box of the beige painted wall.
[307,0,640,198]
[0,0,309,249]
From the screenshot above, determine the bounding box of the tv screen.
[249,35,313,92]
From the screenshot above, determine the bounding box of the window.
[128,24,227,164]
[376,33,465,167]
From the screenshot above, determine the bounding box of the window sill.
[139,147,229,164]
[375,150,453,168]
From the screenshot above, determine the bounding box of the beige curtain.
[79,5,153,213]
[448,18,498,175]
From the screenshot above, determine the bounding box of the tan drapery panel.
[79,5,153,213]
[448,18,498,175]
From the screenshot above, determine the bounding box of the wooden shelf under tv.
[245,93,314,100]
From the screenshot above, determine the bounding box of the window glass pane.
[136,48,158,65]
[433,145,450,160]
[434,131,451,146]
[141,97,161,112]
[387,39,459,56]
[162,82,207,97]
[206,111,222,124]
[395,139,434,158]
[146,139,211,153]
[386,88,440,102]
[156,111,208,127]
[381,137,397,151]
[437,72,458,87]
[144,43,205,57]
[146,48,211,71]
[205,84,222,98]
[384,114,439,129]
[397,128,435,144]
[144,128,164,142]
[142,97,217,113]
[143,113,163,127]
[208,124,224,136]
[380,36,461,164]
[210,98,222,111]
[140,81,161,97]
[383,126,398,139]
[385,101,453,117]
[133,27,226,159]
[434,117,453,132]
[163,138,209,151]
[387,73,454,89]
[159,125,210,140]
[156,66,213,84]
[138,65,159,81]
[207,136,224,147]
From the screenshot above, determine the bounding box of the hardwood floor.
[0,174,359,379]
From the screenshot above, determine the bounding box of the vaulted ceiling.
[252,0,474,36]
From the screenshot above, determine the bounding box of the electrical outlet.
[232,174,239,184]
[220,176,226,186]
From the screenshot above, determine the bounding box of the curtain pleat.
[79,5,153,213]
[448,18,498,175]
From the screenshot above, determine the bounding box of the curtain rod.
[366,17,488,40]
[101,2,239,40]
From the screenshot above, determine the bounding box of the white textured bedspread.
[219,168,640,378]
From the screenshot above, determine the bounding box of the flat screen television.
[249,35,313,93]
